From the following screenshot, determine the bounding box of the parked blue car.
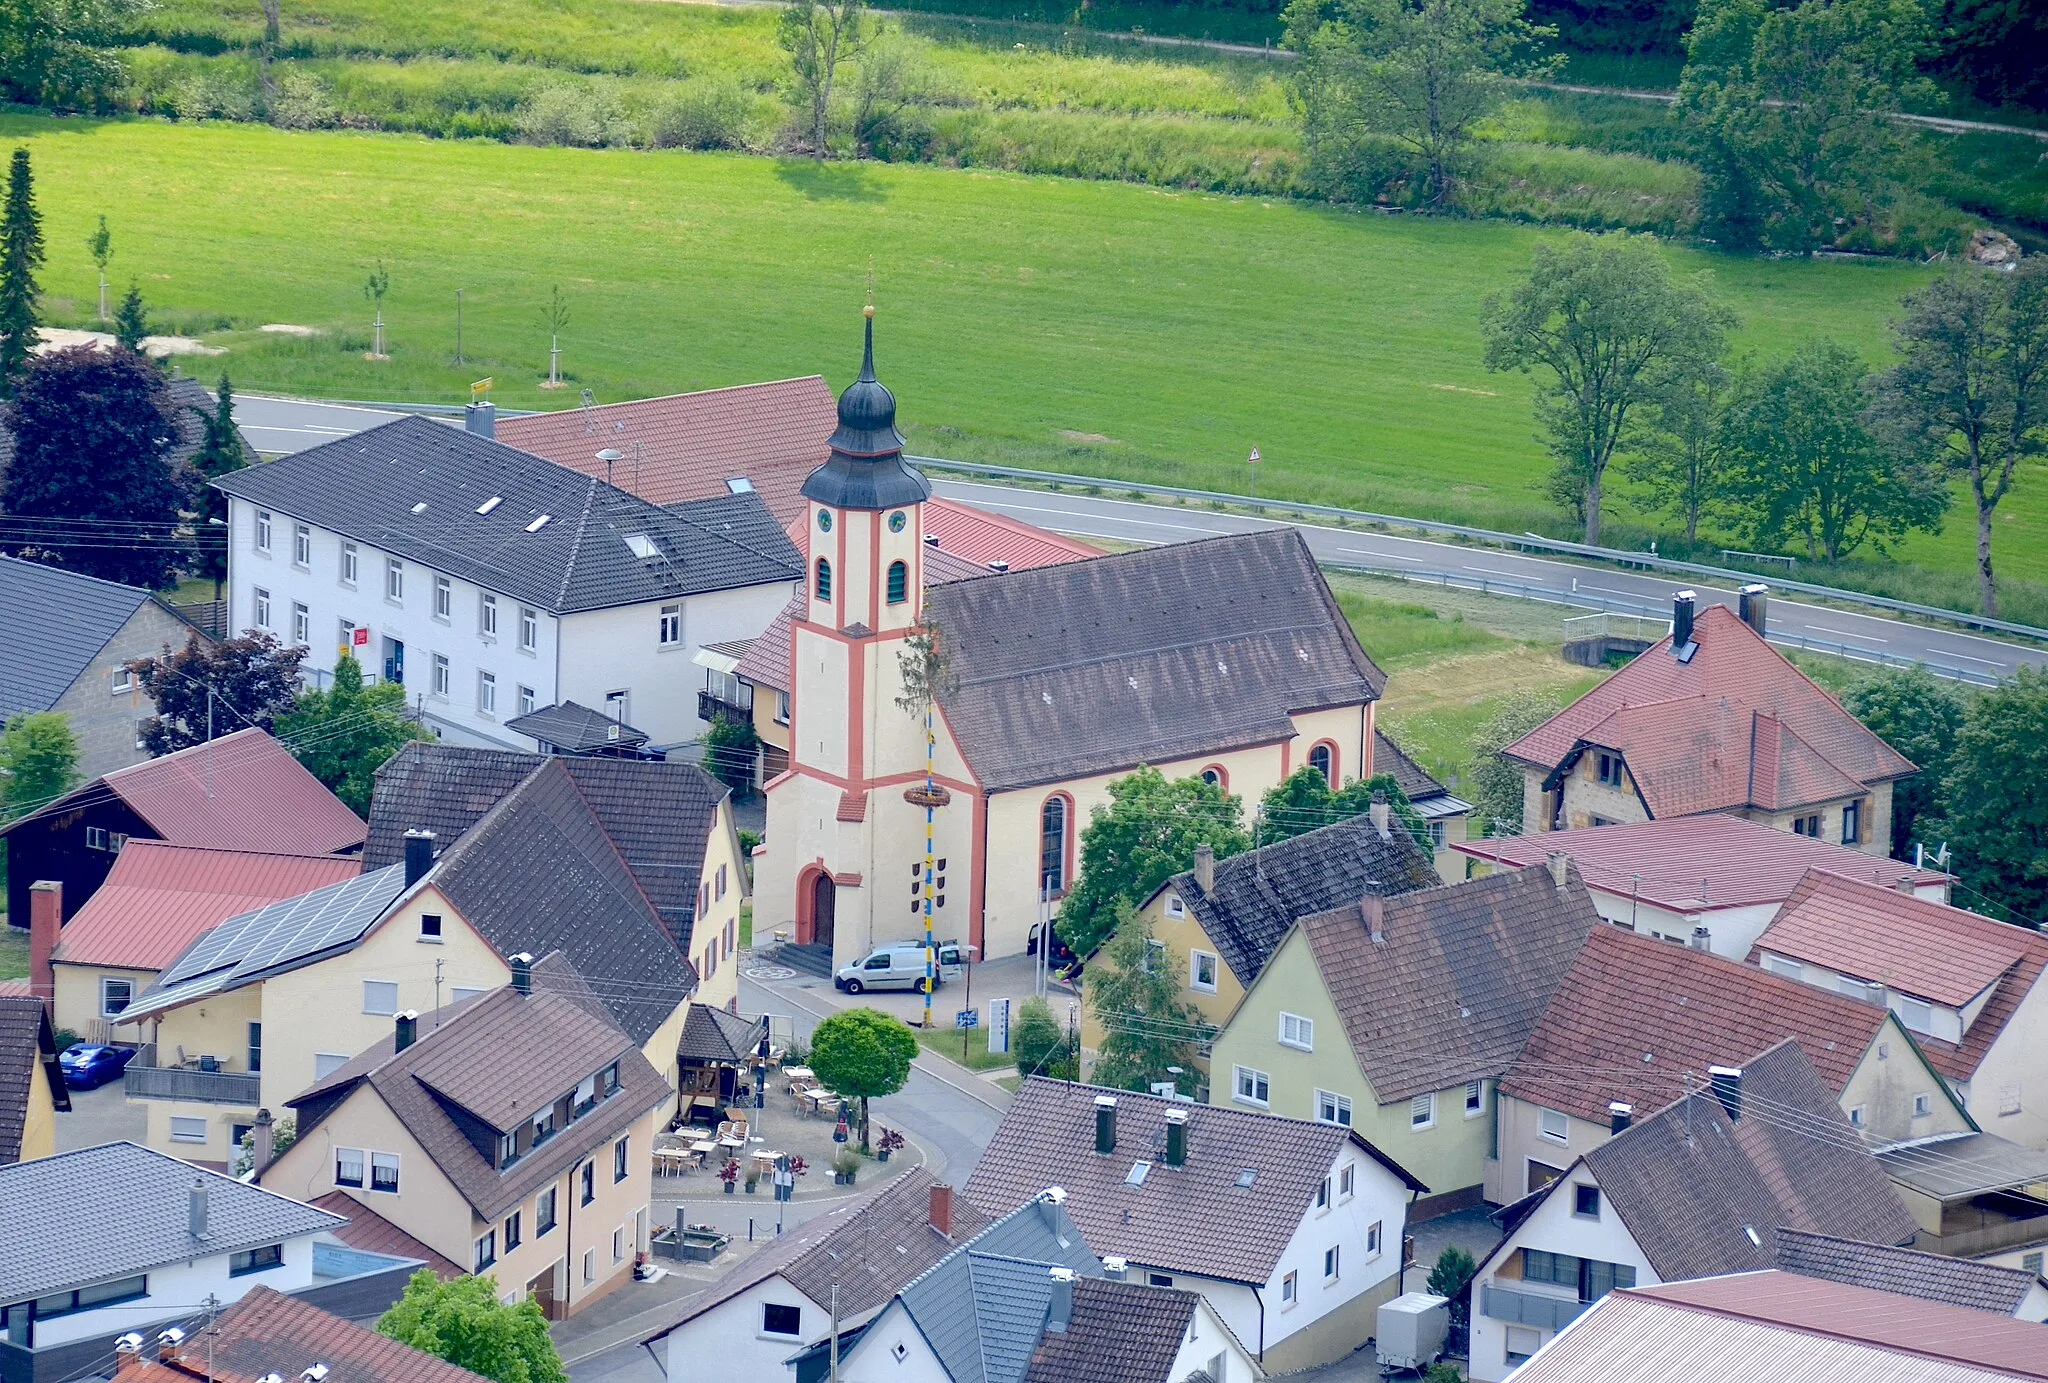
[59,1043,137,1091]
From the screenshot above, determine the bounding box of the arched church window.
[815,558,833,601]
[1040,796,1068,894]
[1307,742,1335,783]
[887,560,909,605]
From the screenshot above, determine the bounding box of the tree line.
[1482,230,2046,618]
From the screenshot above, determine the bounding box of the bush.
[271,70,337,129]
[171,69,256,122]
[703,712,760,795]
[517,80,630,147]
[1013,995,1075,1080]
[649,78,756,150]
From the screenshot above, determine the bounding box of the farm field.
[19,115,2048,598]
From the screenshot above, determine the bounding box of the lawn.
[0,927,25,980]
[912,1021,1016,1072]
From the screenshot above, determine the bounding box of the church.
[756,314,1393,970]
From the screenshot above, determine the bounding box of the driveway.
[57,1079,146,1151]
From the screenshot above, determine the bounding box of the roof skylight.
[525,515,551,533]
[623,534,659,559]
[476,496,502,515]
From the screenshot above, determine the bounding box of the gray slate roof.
[1022,1278,1205,1383]
[0,1142,343,1301]
[1150,813,1440,988]
[1776,1229,2043,1316]
[966,1080,1424,1285]
[1374,730,1446,802]
[1577,1040,1918,1282]
[0,996,68,1163]
[924,529,1386,791]
[213,416,801,614]
[505,699,649,752]
[283,968,669,1222]
[125,865,411,1022]
[892,1193,1103,1383]
[364,742,728,954]
[679,1004,766,1064]
[1301,863,1600,1104]
[0,554,159,723]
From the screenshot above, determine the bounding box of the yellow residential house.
[1078,808,1440,1077]
[1210,862,1600,1216]
[0,995,70,1164]
[259,957,669,1318]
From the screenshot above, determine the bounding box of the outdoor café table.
[783,1067,814,1084]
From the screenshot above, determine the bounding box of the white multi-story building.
[214,416,801,752]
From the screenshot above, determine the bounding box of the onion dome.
[801,309,932,512]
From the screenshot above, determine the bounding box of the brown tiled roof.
[283,967,670,1222]
[733,593,802,694]
[647,1166,995,1338]
[1303,863,1600,1104]
[1022,1278,1203,1383]
[1,728,367,854]
[1573,1041,1917,1282]
[308,1191,465,1278]
[1503,924,1911,1124]
[1503,605,1916,811]
[1749,872,2048,1082]
[1775,1229,2042,1316]
[154,1285,490,1382]
[1629,1271,2048,1378]
[965,1079,1424,1285]
[927,528,1387,792]
[496,376,836,522]
[51,842,360,972]
[1146,812,1440,988]
[0,997,68,1163]
[1455,815,1947,913]
[1374,729,1446,801]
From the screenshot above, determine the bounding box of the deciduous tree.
[1626,360,1734,544]
[1059,765,1252,960]
[703,711,759,794]
[1012,995,1075,1081]
[1724,338,1950,563]
[1943,667,2048,923]
[809,1006,917,1150]
[1868,260,2048,618]
[276,654,423,815]
[0,147,43,389]
[1842,667,1965,861]
[1256,765,1426,846]
[0,0,148,109]
[1087,900,1208,1093]
[1284,0,1557,207]
[779,0,870,160]
[1484,233,1733,547]
[0,345,189,587]
[188,373,250,596]
[377,1270,567,1383]
[130,631,306,756]
[0,711,79,823]
[1471,687,1562,835]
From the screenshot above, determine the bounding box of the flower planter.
[877,1149,891,1163]
[745,1181,759,1195]
[722,1181,735,1195]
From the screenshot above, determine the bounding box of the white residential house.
[214,416,801,752]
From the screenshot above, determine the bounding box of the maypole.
[900,621,951,1030]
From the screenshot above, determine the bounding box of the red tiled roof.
[1750,871,2048,1082]
[733,593,802,695]
[1504,606,1916,814]
[145,1284,489,1381]
[9,728,366,855]
[1501,924,1902,1123]
[51,842,360,971]
[1455,815,1947,913]
[309,1191,465,1278]
[0,981,27,999]
[496,375,837,522]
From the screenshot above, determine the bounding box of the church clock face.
[817,509,833,532]
[888,511,907,533]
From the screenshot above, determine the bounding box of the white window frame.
[478,670,497,715]
[1190,949,1219,994]
[1315,1089,1353,1127]
[385,557,404,603]
[293,523,311,567]
[253,587,271,629]
[255,510,272,551]
[370,1151,400,1194]
[1848,1105,1867,1128]
[1322,1245,1340,1282]
[659,604,682,647]
[1410,1092,1436,1130]
[519,606,538,652]
[110,665,133,695]
[1338,1163,1354,1201]
[1539,1107,1569,1143]
[1232,1065,1271,1109]
[1166,893,1186,919]
[1913,1092,1933,1118]
[361,980,399,1016]
[519,684,536,717]
[335,1147,365,1187]
[480,593,498,638]
[340,542,358,586]
[1465,1080,1486,1118]
[291,601,309,644]
[434,575,452,621]
[1366,1220,1382,1258]
[100,977,133,1018]
[432,654,450,698]
[775,690,791,725]
[1278,1012,1314,1052]
[169,1116,209,1144]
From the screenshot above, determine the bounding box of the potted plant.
[832,1147,861,1186]
[790,1154,808,1183]
[719,1159,740,1195]
[745,1169,760,1195]
[877,1128,905,1163]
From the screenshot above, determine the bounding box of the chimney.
[1545,852,1570,891]
[1193,844,1215,895]
[986,559,1010,573]
[1894,874,1916,895]
[1036,1186,1068,1234]
[464,400,496,439]
[1164,1107,1188,1167]
[1046,1268,1075,1334]
[157,1327,186,1360]
[1672,590,1697,652]
[394,1009,420,1051]
[403,829,436,887]
[253,1108,277,1178]
[929,1184,955,1237]
[1738,584,1769,637]
[256,1375,285,1383]
[1361,895,1386,947]
[1689,925,1712,952]
[113,1334,146,1376]
[1369,789,1391,839]
[1608,1101,1634,1135]
[1103,1256,1128,1281]
[1094,1095,1118,1154]
[188,1180,210,1240]
[924,533,940,548]
[302,1367,331,1383]
[1709,1065,1743,1121]
[28,880,60,1017]
[509,952,534,995]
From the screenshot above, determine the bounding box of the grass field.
[0,928,26,980]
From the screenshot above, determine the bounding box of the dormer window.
[532,1108,557,1147]
[574,1074,598,1117]
[604,1062,621,1096]
[1596,753,1623,786]
[497,1130,519,1169]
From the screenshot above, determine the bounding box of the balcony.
[1480,1282,1587,1333]
[124,1064,261,1105]
[698,689,752,725]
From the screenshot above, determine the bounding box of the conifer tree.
[113,280,147,350]
[0,148,45,391]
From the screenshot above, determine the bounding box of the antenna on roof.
[581,388,598,434]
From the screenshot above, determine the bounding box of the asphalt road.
[234,393,2047,684]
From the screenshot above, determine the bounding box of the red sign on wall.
[352,627,370,647]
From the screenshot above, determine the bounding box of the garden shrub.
[270,69,337,129]
[517,80,630,147]
[649,78,756,150]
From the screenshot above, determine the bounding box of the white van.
[835,941,964,994]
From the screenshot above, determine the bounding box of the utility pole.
[829,1284,841,1383]
[434,958,444,1025]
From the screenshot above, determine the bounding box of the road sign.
[987,997,1012,1055]
[954,1009,979,1030]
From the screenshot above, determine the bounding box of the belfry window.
[887,560,909,605]
[815,558,833,601]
